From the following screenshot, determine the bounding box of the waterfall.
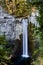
[22,19,29,58]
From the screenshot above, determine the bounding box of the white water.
[22,19,29,58]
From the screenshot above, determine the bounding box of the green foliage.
[37,3,43,57]
[15,1,31,17]
[32,3,43,65]
[0,36,7,45]
[1,0,31,17]
[0,36,13,65]
[32,57,40,65]
[37,3,43,30]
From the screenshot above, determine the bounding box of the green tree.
[37,2,43,57]
[0,36,13,65]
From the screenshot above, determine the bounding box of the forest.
[0,0,43,65]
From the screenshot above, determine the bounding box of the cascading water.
[22,19,29,58]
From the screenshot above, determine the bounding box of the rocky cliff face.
[0,6,39,40]
[0,18,23,40]
[0,7,23,40]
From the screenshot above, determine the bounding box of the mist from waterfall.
[22,19,29,58]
